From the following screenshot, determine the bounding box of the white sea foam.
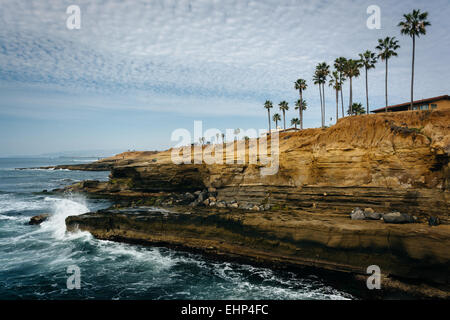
[0,194,46,214]
[0,214,28,222]
[40,196,90,240]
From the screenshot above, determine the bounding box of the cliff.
[63,109,450,298]
[64,109,449,222]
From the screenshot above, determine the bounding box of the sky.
[0,0,449,156]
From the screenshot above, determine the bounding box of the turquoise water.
[0,158,354,300]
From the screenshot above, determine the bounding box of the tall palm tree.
[334,57,347,118]
[328,71,342,124]
[295,99,307,128]
[376,36,400,112]
[264,100,273,133]
[291,118,300,129]
[398,9,430,110]
[343,59,361,115]
[358,50,378,114]
[314,63,330,128]
[294,79,307,129]
[278,101,289,130]
[318,63,330,127]
[272,113,281,130]
[313,71,323,127]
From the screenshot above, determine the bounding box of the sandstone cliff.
[63,109,450,298]
[66,109,450,222]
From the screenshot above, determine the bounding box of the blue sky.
[0,0,449,156]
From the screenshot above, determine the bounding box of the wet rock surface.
[29,214,50,225]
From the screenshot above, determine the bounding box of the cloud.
[0,0,449,120]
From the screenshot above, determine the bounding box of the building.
[371,95,450,113]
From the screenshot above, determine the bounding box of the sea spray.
[41,195,91,240]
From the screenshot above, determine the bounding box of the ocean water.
[0,158,355,300]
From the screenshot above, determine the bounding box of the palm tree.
[272,113,281,130]
[358,50,378,114]
[264,100,273,133]
[343,59,361,115]
[334,57,347,118]
[291,118,300,129]
[294,79,307,129]
[399,9,430,110]
[295,99,307,128]
[318,63,330,127]
[376,36,400,112]
[314,63,330,128]
[347,103,366,116]
[313,71,323,127]
[278,101,289,130]
[328,71,342,124]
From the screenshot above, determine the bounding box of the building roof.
[371,95,450,113]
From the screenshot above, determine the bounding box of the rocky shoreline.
[65,203,450,299]
[59,110,449,299]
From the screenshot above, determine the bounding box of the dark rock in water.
[428,216,441,227]
[42,190,48,193]
[29,214,50,225]
[383,212,414,224]
[350,208,365,220]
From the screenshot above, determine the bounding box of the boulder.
[184,192,195,200]
[197,192,206,202]
[350,208,365,220]
[189,200,200,207]
[364,208,382,220]
[383,212,415,224]
[29,214,50,225]
[216,202,226,208]
[428,216,441,227]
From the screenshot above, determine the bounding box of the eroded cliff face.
[73,109,449,221]
[63,109,450,298]
[65,207,450,298]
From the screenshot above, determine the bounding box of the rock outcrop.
[29,214,50,225]
[66,206,450,298]
[62,109,450,298]
[62,109,450,223]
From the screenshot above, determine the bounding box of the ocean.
[0,158,354,300]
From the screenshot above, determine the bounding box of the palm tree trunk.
[349,77,353,115]
[267,109,271,133]
[335,88,339,123]
[340,84,344,118]
[410,34,415,110]
[299,90,303,130]
[365,67,369,114]
[319,84,323,128]
[322,83,326,127]
[283,111,286,130]
[385,59,388,112]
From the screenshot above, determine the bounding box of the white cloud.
[0,0,449,120]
